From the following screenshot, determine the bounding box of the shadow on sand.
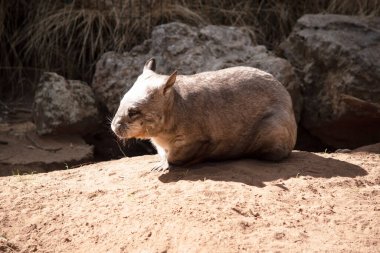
[158,151,368,187]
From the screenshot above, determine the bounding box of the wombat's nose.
[111,116,125,136]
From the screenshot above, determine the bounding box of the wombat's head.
[111,58,177,139]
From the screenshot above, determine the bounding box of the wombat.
[111,58,297,169]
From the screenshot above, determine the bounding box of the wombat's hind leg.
[257,147,291,162]
[253,115,295,162]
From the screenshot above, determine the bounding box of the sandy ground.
[0,150,379,253]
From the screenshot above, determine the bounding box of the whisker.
[115,139,127,158]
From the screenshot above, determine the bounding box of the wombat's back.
[173,67,293,126]
[177,67,289,105]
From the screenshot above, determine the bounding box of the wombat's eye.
[128,108,141,119]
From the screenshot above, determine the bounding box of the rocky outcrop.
[33,72,100,135]
[0,122,93,176]
[280,14,380,148]
[93,22,302,121]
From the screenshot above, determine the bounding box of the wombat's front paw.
[151,160,169,172]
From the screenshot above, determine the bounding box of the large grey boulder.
[33,72,100,135]
[280,14,380,148]
[92,22,302,121]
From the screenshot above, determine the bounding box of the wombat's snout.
[111,116,127,138]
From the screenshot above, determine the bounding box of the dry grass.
[1,0,379,100]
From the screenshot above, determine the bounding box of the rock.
[33,72,100,135]
[280,14,380,148]
[352,143,380,154]
[0,122,93,176]
[92,22,302,121]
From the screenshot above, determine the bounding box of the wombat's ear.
[144,58,156,72]
[163,70,177,95]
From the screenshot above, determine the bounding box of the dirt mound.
[0,151,379,252]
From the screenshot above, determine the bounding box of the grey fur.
[111,59,297,167]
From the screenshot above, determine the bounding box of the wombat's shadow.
[158,151,368,187]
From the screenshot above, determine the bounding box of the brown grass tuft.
[1,0,379,100]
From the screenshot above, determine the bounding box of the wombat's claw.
[151,161,169,172]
